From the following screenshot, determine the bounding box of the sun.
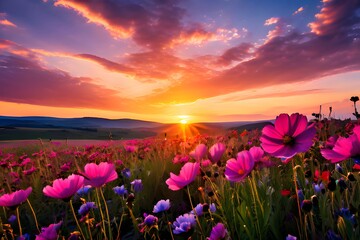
[180,119,188,124]
[178,115,190,124]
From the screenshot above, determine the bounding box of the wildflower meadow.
[1,113,360,240]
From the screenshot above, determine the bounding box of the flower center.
[283,135,295,146]
[237,169,245,175]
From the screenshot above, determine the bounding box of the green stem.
[249,173,262,239]
[292,159,304,239]
[187,185,205,238]
[69,199,86,240]
[16,207,22,237]
[95,188,108,239]
[27,199,40,233]
[100,188,113,239]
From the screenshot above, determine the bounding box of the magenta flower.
[43,174,84,200]
[190,144,207,161]
[0,187,32,208]
[166,162,200,191]
[321,125,360,163]
[209,223,227,240]
[83,162,118,187]
[209,142,226,163]
[260,113,316,162]
[225,149,255,182]
[36,221,62,240]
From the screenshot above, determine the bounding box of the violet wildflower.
[209,223,227,240]
[173,213,196,234]
[131,179,143,193]
[113,185,128,197]
[122,168,131,178]
[153,199,170,213]
[78,202,96,216]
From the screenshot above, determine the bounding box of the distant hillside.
[0,116,272,140]
[0,116,164,129]
[229,121,273,132]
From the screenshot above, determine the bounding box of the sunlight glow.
[178,115,190,124]
[180,119,188,124]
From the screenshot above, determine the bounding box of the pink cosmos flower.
[36,221,62,240]
[260,113,316,162]
[209,142,226,163]
[166,162,200,191]
[83,162,118,187]
[43,174,84,200]
[190,144,207,161]
[321,125,360,163]
[225,148,257,182]
[0,187,32,208]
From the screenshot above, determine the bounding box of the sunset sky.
[1,0,360,123]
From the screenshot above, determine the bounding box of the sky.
[1,0,360,123]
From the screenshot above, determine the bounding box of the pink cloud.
[264,17,280,26]
[54,0,233,49]
[0,19,17,27]
[293,7,304,15]
[0,52,137,111]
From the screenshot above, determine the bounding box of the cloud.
[308,0,360,36]
[143,0,360,103]
[74,54,134,73]
[293,7,304,15]
[0,52,137,111]
[264,17,280,26]
[54,0,233,50]
[0,19,17,27]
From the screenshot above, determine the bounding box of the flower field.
[0,113,360,240]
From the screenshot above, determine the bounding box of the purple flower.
[321,126,360,163]
[191,203,204,216]
[36,221,62,240]
[210,203,216,213]
[286,234,297,240]
[144,214,158,227]
[260,113,316,162]
[78,202,96,216]
[77,185,93,196]
[173,213,196,234]
[122,168,131,178]
[225,149,255,182]
[113,185,128,196]
[153,199,170,213]
[8,214,16,224]
[209,223,227,240]
[131,179,143,193]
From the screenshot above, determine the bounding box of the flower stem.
[186,185,205,238]
[69,199,86,240]
[27,199,40,233]
[16,207,22,237]
[95,188,108,239]
[292,159,304,239]
[100,188,113,239]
